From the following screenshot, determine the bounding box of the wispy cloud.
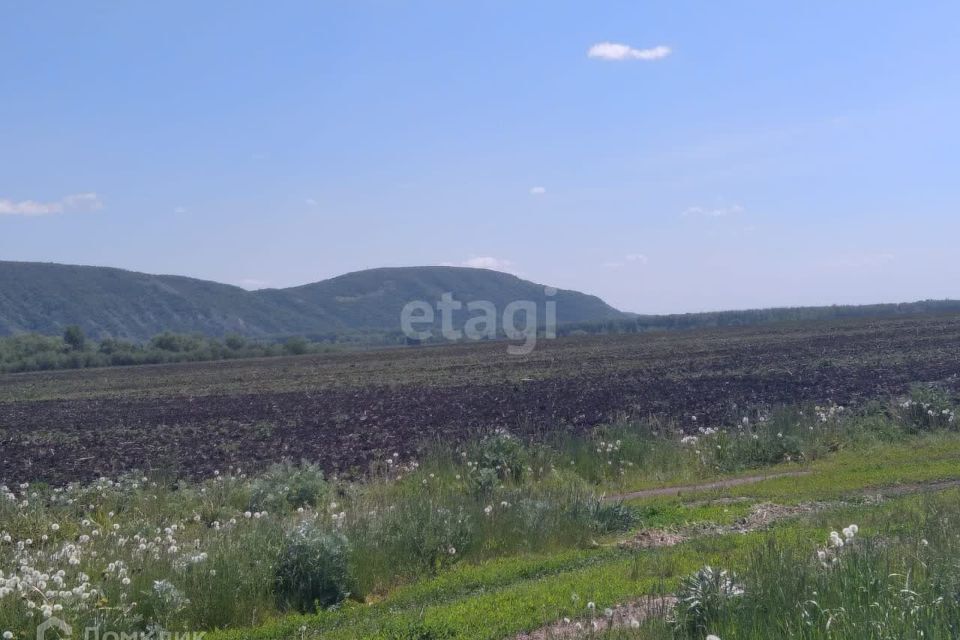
[588,42,671,61]
[602,253,649,269]
[461,256,514,271]
[529,186,547,196]
[305,198,318,206]
[173,206,188,214]
[0,192,103,217]
[682,204,745,218]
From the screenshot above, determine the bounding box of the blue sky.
[1,1,958,313]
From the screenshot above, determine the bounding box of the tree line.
[0,327,341,374]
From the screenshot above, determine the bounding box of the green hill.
[257,266,622,334]
[0,261,625,340]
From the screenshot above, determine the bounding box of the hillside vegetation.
[3,261,959,348]
[0,261,623,340]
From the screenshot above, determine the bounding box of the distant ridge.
[2,260,958,343]
[0,261,624,340]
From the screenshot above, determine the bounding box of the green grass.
[5,395,960,639]
[204,427,960,640]
[211,491,960,640]
[674,431,960,504]
[629,499,756,530]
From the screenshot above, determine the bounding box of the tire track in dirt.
[513,477,960,640]
[604,470,812,502]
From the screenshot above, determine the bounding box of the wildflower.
[604,607,614,619]
[448,546,456,555]
[829,531,844,548]
[629,618,640,629]
[3,632,12,640]
[484,505,493,515]
[50,524,60,532]
[707,636,722,640]
[586,601,596,610]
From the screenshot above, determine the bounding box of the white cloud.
[173,206,188,214]
[683,204,745,218]
[0,192,103,217]
[588,42,671,61]
[529,186,547,196]
[461,256,514,271]
[603,253,649,268]
[305,198,318,206]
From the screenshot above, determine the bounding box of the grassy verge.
[212,491,960,640]
[3,389,960,638]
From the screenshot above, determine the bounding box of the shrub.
[249,462,330,512]
[673,566,744,634]
[589,499,637,533]
[898,386,957,432]
[471,430,528,484]
[274,523,352,612]
[283,336,310,355]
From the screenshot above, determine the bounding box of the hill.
[0,261,625,340]
[256,266,622,335]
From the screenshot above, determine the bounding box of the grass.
[3,390,960,639]
[689,431,960,503]
[211,492,960,640]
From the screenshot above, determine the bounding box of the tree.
[283,336,309,355]
[225,334,247,350]
[63,325,86,351]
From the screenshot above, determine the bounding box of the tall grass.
[1,389,957,637]
[657,491,960,640]
[0,435,632,635]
